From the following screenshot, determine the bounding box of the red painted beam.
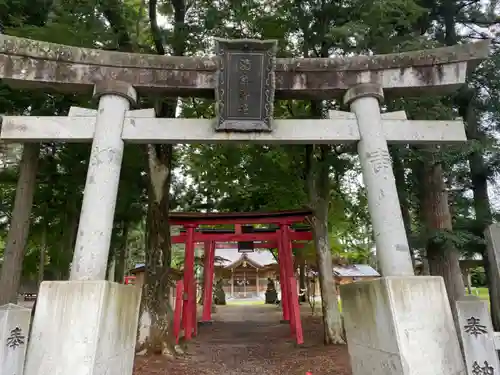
[170,216,309,226]
[171,231,312,244]
[213,242,306,249]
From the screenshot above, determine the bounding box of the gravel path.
[134,304,352,375]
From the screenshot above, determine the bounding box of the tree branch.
[148,0,166,55]
[98,0,134,51]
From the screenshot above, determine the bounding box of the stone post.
[0,304,31,375]
[344,83,413,277]
[70,81,136,281]
[456,296,500,374]
[23,82,142,375]
[340,83,466,375]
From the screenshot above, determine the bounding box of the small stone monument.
[265,278,278,304]
[0,303,31,375]
[456,296,500,375]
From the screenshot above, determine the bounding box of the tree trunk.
[461,91,500,331]
[137,143,178,356]
[137,0,187,355]
[0,143,40,305]
[38,224,46,288]
[419,151,465,327]
[57,206,79,280]
[114,222,129,283]
[307,144,345,345]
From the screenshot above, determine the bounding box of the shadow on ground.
[133,304,351,375]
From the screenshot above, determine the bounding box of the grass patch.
[470,287,490,301]
[226,299,266,306]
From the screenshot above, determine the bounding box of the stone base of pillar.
[340,276,465,375]
[0,304,31,375]
[24,281,141,375]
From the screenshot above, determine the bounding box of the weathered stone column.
[23,82,142,375]
[70,81,136,281]
[344,83,413,277]
[340,83,466,375]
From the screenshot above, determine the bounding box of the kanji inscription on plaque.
[215,38,277,132]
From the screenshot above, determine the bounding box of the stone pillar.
[71,81,136,281]
[0,304,31,375]
[344,83,413,277]
[340,83,465,375]
[24,82,142,375]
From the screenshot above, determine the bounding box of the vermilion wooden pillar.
[280,224,294,328]
[277,226,290,322]
[201,241,215,323]
[192,280,198,337]
[182,224,196,341]
[173,280,183,344]
[283,226,303,342]
[289,276,304,345]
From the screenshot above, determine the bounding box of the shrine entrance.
[169,209,313,346]
[0,32,490,375]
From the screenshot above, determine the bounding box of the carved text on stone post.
[365,150,392,174]
[464,316,488,337]
[6,326,25,349]
[472,361,494,375]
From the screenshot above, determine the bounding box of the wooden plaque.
[215,39,277,132]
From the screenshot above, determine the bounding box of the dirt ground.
[133,304,352,375]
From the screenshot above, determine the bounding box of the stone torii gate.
[0,35,490,375]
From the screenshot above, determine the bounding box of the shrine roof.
[129,263,183,277]
[215,249,277,268]
[332,264,380,278]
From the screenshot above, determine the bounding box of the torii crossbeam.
[0,109,465,144]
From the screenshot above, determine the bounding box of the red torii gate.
[170,209,313,345]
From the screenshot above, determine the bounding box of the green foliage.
[471,267,487,287]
